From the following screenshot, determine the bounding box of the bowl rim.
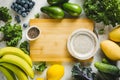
[26,25,41,41]
[67,28,99,60]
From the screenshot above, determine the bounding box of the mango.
[100,40,120,60]
[109,26,120,42]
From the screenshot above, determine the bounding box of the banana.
[0,66,15,80]
[0,54,34,78]
[0,63,28,80]
[0,47,32,67]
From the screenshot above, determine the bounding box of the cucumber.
[99,71,116,80]
[94,62,120,76]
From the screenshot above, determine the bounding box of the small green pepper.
[47,0,69,5]
[41,6,64,19]
[62,3,82,16]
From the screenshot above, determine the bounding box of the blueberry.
[14,3,18,8]
[17,5,22,9]
[26,8,31,12]
[16,0,21,4]
[26,1,30,5]
[22,13,27,17]
[28,0,32,2]
[18,10,22,15]
[23,23,28,28]
[20,0,26,6]
[32,1,35,6]
[12,2,15,5]
[14,8,18,12]
[21,7,26,12]
[24,4,28,9]
[11,5,15,9]
[29,2,34,8]
[15,15,21,23]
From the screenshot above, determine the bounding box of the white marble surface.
[0,0,119,80]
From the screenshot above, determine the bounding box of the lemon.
[47,64,64,80]
[36,78,44,80]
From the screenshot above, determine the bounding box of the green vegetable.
[98,29,104,35]
[0,22,22,47]
[94,62,120,76]
[41,6,64,19]
[98,71,116,80]
[63,3,82,16]
[47,0,69,5]
[0,7,12,22]
[20,41,29,55]
[72,63,98,80]
[102,58,110,64]
[34,62,47,72]
[34,13,40,18]
[83,0,120,26]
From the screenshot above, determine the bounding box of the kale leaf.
[72,63,97,80]
[83,0,120,26]
[0,7,12,22]
[20,41,30,55]
[0,22,22,47]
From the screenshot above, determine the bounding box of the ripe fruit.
[109,26,120,42]
[0,47,34,79]
[100,40,120,60]
[47,64,64,80]
[0,54,34,78]
[0,47,32,67]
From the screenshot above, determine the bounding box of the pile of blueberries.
[11,0,35,17]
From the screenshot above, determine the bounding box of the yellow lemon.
[36,78,44,80]
[47,64,64,80]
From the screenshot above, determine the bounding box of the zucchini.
[94,62,120,76]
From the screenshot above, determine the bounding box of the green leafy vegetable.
[34,62,47,72]
[83,0,120,26]
[98,29,104,35]
[20,41,29,55]
[0,22,22,47]
[0,7,12,22]
[72,63,98,80]
[34,13,40,18]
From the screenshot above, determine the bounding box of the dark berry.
[15,15,21,23]
[24,4,28,9]
[32,1,35,6]
[23,23,28,28]
[14,3,18,8]
[14,8,18,12]
[29,2,34,8]
[18,10,22,15]
[21,7,26,12]
[16,0,21,4]
[11,5,15,9]
[22,13,27,17]
[17,5,22,9]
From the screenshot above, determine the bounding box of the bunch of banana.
[0,47,34,80]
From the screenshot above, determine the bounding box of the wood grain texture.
[29,19,94,62]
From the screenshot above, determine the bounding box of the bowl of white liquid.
[67,29,99,60]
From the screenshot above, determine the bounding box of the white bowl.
[26,26,41,41]
[67,29,99,60]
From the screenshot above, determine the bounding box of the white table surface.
[0,0,120,80]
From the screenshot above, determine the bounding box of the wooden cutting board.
[30,19,94,62]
